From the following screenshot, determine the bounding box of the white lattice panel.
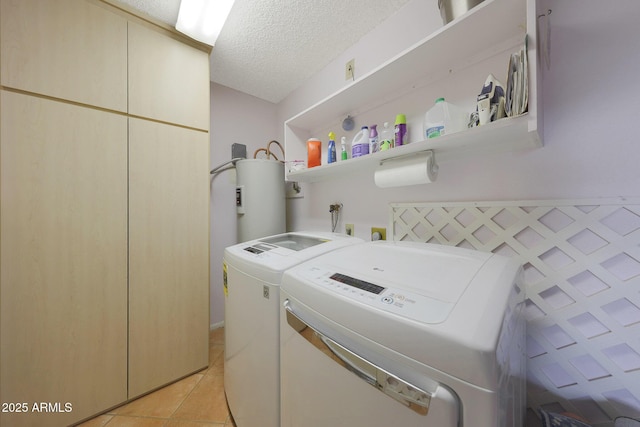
[390,200,640,426]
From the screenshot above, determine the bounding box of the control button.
[382,296,394,304]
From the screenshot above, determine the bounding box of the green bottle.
[340,136,348,160]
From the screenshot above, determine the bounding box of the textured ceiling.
[117,0,412,103]
[118,0,181,27]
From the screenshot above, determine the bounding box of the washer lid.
[318,241,491,303]
[281,241,498,325]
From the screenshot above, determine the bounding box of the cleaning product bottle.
[379,122,394,151]
[307,138,321,167]
[368,124,379,154]
[424,97,467,138]
[340,136,348,160]
[394,114,407,146]
[351,126,369,158]
[424,98,446,138]
[327,131,337,164]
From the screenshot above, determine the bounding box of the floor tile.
[224,414,237,427]
[111,374,204,418]
[206,344,224,376]
[164,420,223,427]
[80,328,228,427]
[76,414,114,427]
[209,328,224,345]
[171,374,229,423]
[100,415,167,427]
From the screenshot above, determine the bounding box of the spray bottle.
[394,114,407,146]
[379,122,394,151]
[369,124,379,154]
[340,137,348,160]
[327,131,337,163]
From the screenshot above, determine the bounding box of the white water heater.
[235,159,285,242]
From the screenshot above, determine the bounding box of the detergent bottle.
[327,131,337,164]
[307,138,321,168]
[351,126,369,158]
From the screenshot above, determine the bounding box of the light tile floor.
[78,328,236,427]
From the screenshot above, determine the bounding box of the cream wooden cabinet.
[0,0,128,112]
[128,21,210,131]
[128,118,210,398]
[0,91,129,427]
[1,0,210,424]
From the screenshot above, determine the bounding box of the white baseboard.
[210,321,224,331]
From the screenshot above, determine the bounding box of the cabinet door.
[0,0,127,112]
[0,91,128,427]
[128,118,209,398]
[128,22,210,130]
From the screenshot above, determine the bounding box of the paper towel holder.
[375,150,439,188]
[380,149,437,167]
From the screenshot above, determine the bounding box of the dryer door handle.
[284,299,432,416]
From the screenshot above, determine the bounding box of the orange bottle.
[307,138,321,168]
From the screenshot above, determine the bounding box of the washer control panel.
[242,242,277,255]
[299,266,454,324]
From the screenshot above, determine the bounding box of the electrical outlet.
[345,224,354,236]
[345,59,355,81]
[371,227,386,241]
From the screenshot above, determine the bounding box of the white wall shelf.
[288,113,539,182]
[284,0,543,183]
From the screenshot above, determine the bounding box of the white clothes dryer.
[280,240,526,427]
[223,231,363,427]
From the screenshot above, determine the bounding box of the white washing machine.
[223,231,364,427]
[280,241,526,427]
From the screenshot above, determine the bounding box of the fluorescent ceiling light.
[176,0,236,46]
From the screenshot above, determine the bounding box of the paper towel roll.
[374,151,438,188]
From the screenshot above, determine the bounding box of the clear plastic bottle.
[351,126,369,158]
[424,97,467,139]
[379,122,394,151]
[340,136,348,160]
